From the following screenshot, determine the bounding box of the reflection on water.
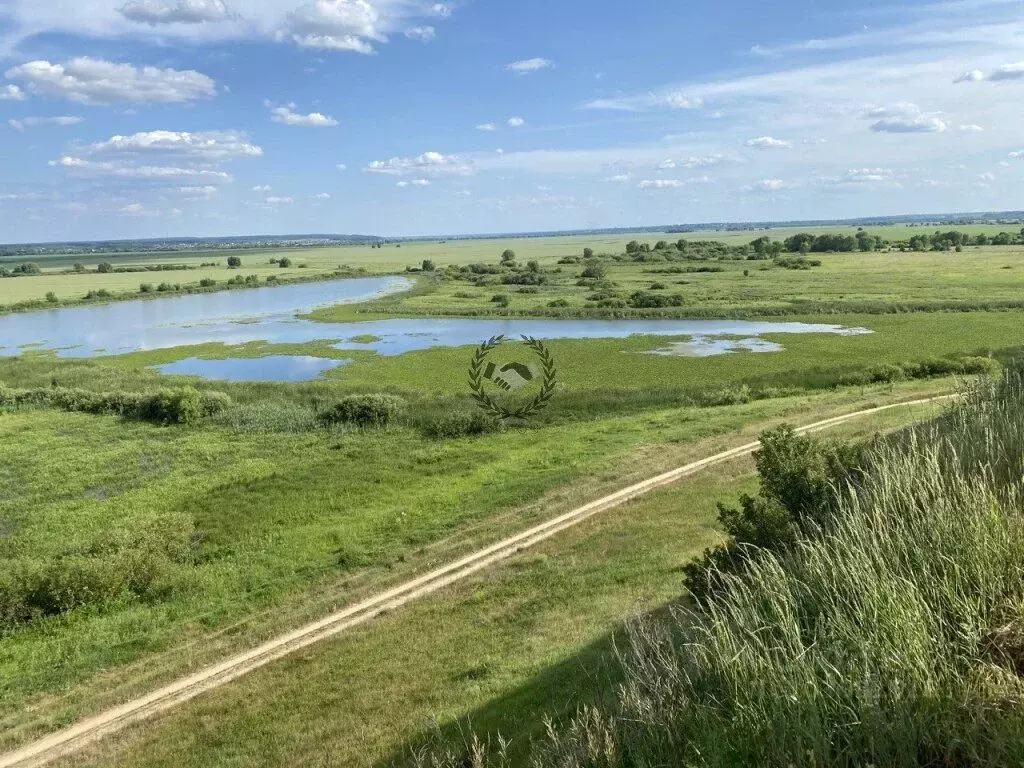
[155,356,353,382]
[0,275,873,381]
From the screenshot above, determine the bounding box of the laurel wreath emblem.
[468,335,558,420]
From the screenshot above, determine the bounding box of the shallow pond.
[0,276,872,381]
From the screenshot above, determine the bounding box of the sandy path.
[0,396,947,768]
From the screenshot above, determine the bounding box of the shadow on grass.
[375,627,625,767]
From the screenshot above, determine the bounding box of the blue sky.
[0,0,1022,242]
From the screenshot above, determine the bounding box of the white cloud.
[507,116,525,128]
[176,185,219,199]
[955,69,985,83]
[658,159,676,169]
[746,136,792,149]
[118,0,231,25]
[870,115,948,133]
[0,85,25,101]
[336,163,347,171]
[505,58,553,74]
[638,179,682,189]
[681,155,724,168]
[959,123,984,132]
[265,196,294,204]
[251,184,272,192]
[825,168,899,186]
[585,90,703,111]
[404,25,435,41]
[8,115,83,130]
[84,130,262,159]
[475,122,497,131]
[365,151,471,176]
[397,178,430,187]
[5,58,216,104]
[2,1,456,55]
[977,171,996,182]
[268,103,338,127]
[750,178,786,191]
[49,156,234,182]
[989,61,1024,81]
[314,192,331,199]
[606,174,631,183]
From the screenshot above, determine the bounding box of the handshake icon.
[482,361,536,392]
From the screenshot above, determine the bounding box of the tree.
[97,262,114,274]
[583,247,594,258]
[501,249,516,263]
[654,240,669,250]
[278,257,293,268]
[526,260,540,273]
[421,259,436,271]
[227,255,242,268]
[625,240,641,254]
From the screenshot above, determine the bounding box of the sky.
[0,0,1022,242]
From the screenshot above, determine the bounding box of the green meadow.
[0,226,1022,764]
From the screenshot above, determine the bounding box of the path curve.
[0,396,948,768]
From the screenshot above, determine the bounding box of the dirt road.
[0,396,947,768]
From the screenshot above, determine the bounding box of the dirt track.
[0,396,947,768]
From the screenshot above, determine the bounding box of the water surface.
[155,356,353,382]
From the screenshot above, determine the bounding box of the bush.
[45,291,58,303]
[491,294,510,307]
[199,278,217,288]
[580,262,606,279]
[97,262,114,274]
[547,298,571,308]
[420,410,504,439]
[227,256,242,268]
[139,283,154,293]
[627,291,684,308]
[422,259,436,271]
[318,394,407,428]
[278,257,293,268]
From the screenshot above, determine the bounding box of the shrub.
[422,259,436,271]
[583,247,594,258]
[502,272,546,286]
[139,283,154,293]
[199,278,217,288]
[580,262,606,279]
[491,294,510,307]
[227,256,242,268]
[547,298,571,308]
[420,410,504,439]
[318,394,407,428]
[45,291,58,303]
[627,291,684,308]
[278,257,293,268]
[649,282,667,290]
[500,249,516,263]
[97,262,114,274]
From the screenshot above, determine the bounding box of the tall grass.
[418,366,1024,767]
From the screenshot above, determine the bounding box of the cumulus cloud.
[265,196,294,204]
[5,58,216,104]
[284,0,386,54]
[251,184,272,192]
[751,178,786,191]
[988,61,1024,81]
[336,163,347,171]
[638,179,682,189]
[746,136,792,149]
[268,103,338,127]
[404,25,435,41]
[176,185,219,199]
[870,115,947,133]
[954,69,985,83]
[314,192,331,199]
[365,151,471,176]
[959,123,984,132]
[977,171,995,182]
[0,85,25,101]
[475,122,497,131]
[505,58,553,74]
[396,178,430,187]
[507,116,525,128]
[118,0,231,25]
[680,155,724,168]
[84,130,263,159]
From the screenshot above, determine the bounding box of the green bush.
[420,410,504,439]
[318,394,406,428]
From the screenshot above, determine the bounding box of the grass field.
[0,225,1022,765]
[2,224,1022,312]
[50,396,947,768]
